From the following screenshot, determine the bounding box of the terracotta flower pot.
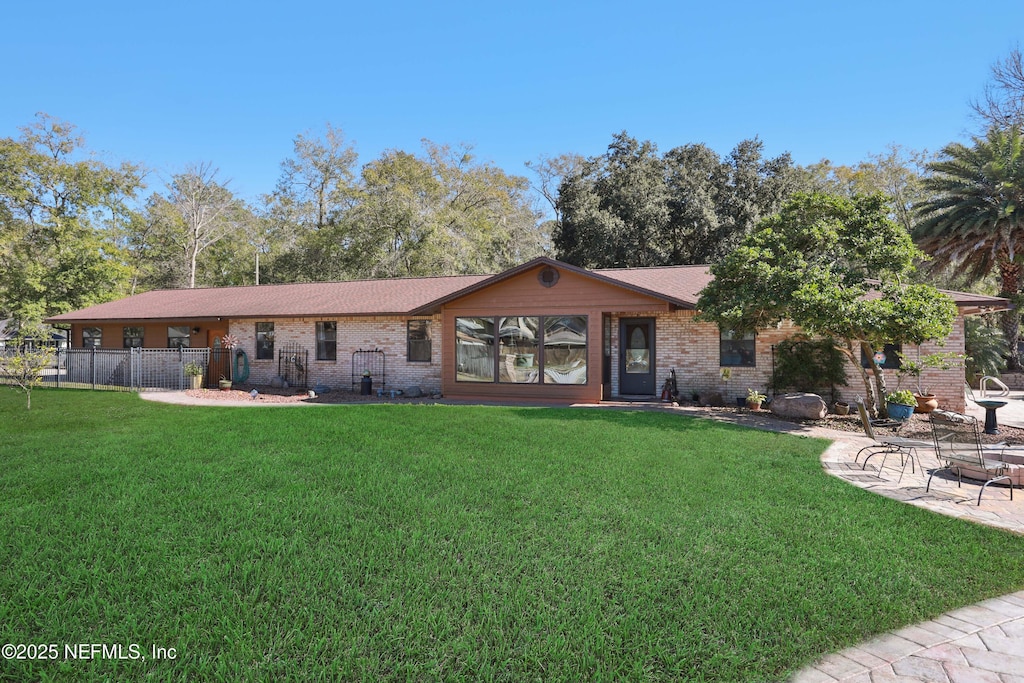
[914,394,939,413]
[834,401,850,416]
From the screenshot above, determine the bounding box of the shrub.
[771,335,848,401]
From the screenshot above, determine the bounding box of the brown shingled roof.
[44,258,1009,323]
[595,264,713,307]
[46,274,490,322]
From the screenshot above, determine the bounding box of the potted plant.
[183,361,204,390]
[746,388,767,410]
[218,375,232,391]
[885,389,917,420]
[896,351,967,413]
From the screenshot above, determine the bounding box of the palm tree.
[915,126,1024,370]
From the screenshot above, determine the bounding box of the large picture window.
[256,322,275,360]
[82,327,102,348]
[720,329,755,367]
[457,315,587,385]
[498,317,539,383]
[543,316,588,384]
[407,320,431,362]
[456,318,494,382]
[168,326,191,349]
[123,326,144,349]
[316,321,337,361]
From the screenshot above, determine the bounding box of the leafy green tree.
[347,141,544,278]
[555,132,668,268]
[802,144,931,235]
[698,192,958,416]
[0,114,143,324]
[663,143,724,264]
[555,133,798,267]
[965,316,1006,380]
[0,323,54,410]
[262,125,359,282]
[914,126,1024,370]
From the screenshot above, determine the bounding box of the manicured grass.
[2,390,1024,681]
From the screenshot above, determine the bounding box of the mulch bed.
[757,409,1024,445]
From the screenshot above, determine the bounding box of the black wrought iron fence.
[278,342,309,389]
[352,349,386,393]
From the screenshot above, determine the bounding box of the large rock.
[771,393,827,420]
[404,386,423,398]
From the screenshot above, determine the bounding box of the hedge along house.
[46,257,1007,410]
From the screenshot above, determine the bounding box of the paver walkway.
[141,390,1024,681]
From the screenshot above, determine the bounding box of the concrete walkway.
[140,390,1024,682]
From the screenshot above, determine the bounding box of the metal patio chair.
[928,409,1023,505]
[855,400,931,482]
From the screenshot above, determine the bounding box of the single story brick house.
[46,257,1008,410]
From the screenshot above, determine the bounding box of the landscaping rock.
[771,393,827,419]
[404,386,423,398]
[313,384,332,394]
[269,376,288,389]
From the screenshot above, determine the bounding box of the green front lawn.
[2,390,1024,681]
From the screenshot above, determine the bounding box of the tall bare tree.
[148,163,241,288]
[972,47,1024,128]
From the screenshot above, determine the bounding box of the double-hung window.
[407,320,431,362]
[256,323,275,360]
[316,322,337,361]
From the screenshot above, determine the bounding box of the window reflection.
[720,329,755,367]
[456,317,494,382]
[456,315,588,385]
[625,324,650,374]
[498,317,539,383]
[543,316,587,384]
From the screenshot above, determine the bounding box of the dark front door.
[620,318,655,395]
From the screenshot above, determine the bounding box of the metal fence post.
[91,347,97,390]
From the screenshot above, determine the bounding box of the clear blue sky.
[3,0,1023,205]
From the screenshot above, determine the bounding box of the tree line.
[3,47,1024,377]
[0,118,547,326]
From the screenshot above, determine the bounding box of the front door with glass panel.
[619,318,655,395]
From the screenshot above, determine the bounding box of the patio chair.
[855,400,931,482]
[927,409,1024,505]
